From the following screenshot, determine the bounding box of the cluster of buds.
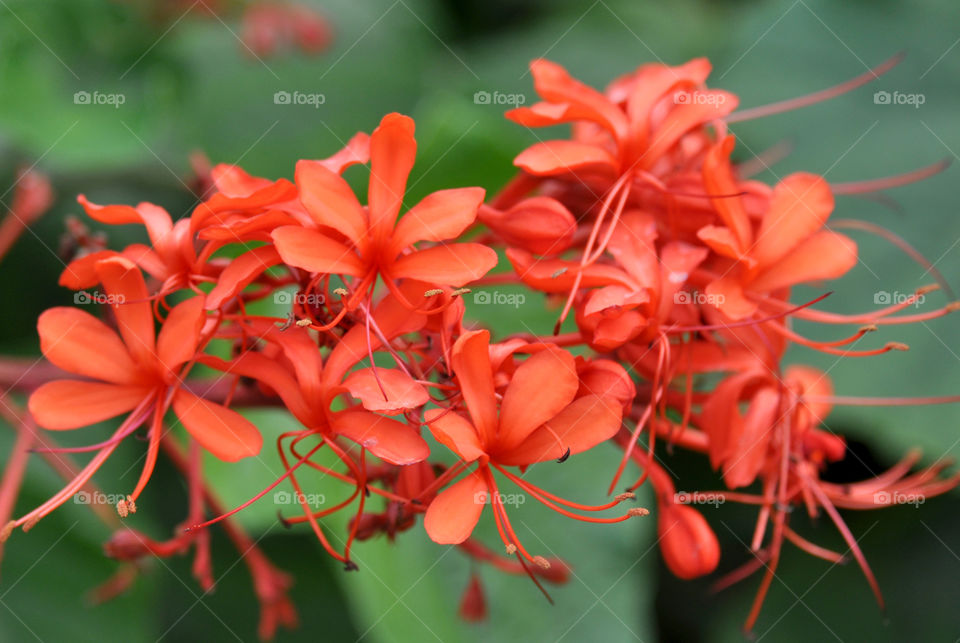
[1,54,957,638]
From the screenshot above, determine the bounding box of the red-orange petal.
[424,469,488,545]
[495,394,621,465]
[94,257,157,367]
[77,196,173,249]
[172,389,263,461]
[29,380,151,430]
[498,346,578,450]
[424,408,485,462]
[750,230,857,292]
[478,197,576,256]
[316,131,370,174]
[389,243,498,287]
[528,59,628,137]
[58,250,120,290]
[342,367,429,415]
[271,225,366,276]
[705,276,757,321]
[514,140,617,177]
[295,159,368,247]
[332,410,430,465]
[205,244,282,310]
[451,330,499,447]
[390,187,485,254]
[752,172,834,268]
[506,248,633,293]
[368,113,416,236]
[723,386,779,489]
[37,307,140,385]
[156,297,205,372]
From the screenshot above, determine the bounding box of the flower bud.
[658,504,720,579]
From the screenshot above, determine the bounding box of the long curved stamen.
[769,323,877,351]
[611,335,667,494]
[802,472,885,612]
[286,438,411,504]
[493,464,638,514]
[736,139,793,178]
[666,292,831,334]
[6,425,127,535]
[30,395,156,454]
[126,397,167,508]
[727,52,904,123]
[278,434,350,564]
[185,440,325,532]
[554,172,632,333]
[831,158,951,195]
[711,550,770,593]
[831,218,955,299]
[807,394,960,406]
[757,286,958,325]
[480,467,548,569]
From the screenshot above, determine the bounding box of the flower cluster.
[1,56,958,638]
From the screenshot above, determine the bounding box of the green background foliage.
[0,0,958,640]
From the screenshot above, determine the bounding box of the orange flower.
[699,137,858,320]
[271,112,498,311]
[21,256,261,528]
[422,330,640,567]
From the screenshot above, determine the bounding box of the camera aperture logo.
[274,90,326,108]
[474,491,525,506]
[74,491,129,505]
[74,90,126,108]
[274,291,326,306]
[473,290,526,308]
[674,491,725,508]
[674,290,724,305]
[74,290,125,305]
[873,491,924,507]
[873,90,925,108]
[473,90,526,106]
[273,491,326,506]
[874,290,924,307]
[673,90,725,106]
